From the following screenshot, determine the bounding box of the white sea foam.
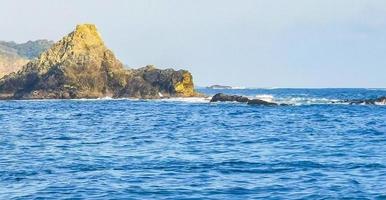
[252,94,345,106]
[98,96,113,100]
[156,97,211,103]
[255,94,275,102]
[375,100,386,105]
[278,97,342,105]
[231,86,247,90]
[365,88,386,91]
[70,97,141,101]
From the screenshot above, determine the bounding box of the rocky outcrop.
[210,93,386,106]
[346,96,386,105]
[0,40,53,78]
[210,93,249,103]
[210,93,278,106]
[0,24,198,100]
[117,65,196,98]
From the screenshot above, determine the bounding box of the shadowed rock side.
[210,93,279,106]
[0,24,198,99]
[247,99,278,106]
[210,93,249,103]
[118,65,196,98]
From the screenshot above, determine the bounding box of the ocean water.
[0,88,386,199]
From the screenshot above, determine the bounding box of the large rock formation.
[0,40,53,78]
[0,24,197,99]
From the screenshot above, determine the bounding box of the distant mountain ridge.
[206,85,233,89]
[0,40,53,78]
[0,40,54,59]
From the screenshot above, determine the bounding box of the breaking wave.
[253,95,344,105]
[255,94,275,102]
[275,97,343,105]
[154,97,211,103]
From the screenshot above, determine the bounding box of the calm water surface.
[0,89,386,199]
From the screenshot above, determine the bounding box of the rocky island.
[206,85,233,89]
[0,24,198,99]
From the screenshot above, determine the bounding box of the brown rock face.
[0,24,198,99]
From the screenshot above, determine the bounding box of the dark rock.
[210,93,249,103]
[247,99,278,106]
[210,93,279,106]
[347,96,386,105]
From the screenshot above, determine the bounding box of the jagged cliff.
[0,40,53,78]
[0,24,197,99]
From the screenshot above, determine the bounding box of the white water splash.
[253,94,344,106]
[277,97,342,105]
[255,94,275,102]
[375,99,386,105]
[155,97,211,103]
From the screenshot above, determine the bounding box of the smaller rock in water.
[348,96,386,105]
[210,93,279,106]
[210,93,249,103]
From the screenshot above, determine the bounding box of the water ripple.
[0,89,386,199]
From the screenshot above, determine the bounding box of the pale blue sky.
[1,0,386,87]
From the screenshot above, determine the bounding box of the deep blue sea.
[1,88,386,199]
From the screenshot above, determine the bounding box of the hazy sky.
[1,0,386,87]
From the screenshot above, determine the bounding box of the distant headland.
[206,85,233,89]
[0,24,199,100]
[0,40,53,78]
